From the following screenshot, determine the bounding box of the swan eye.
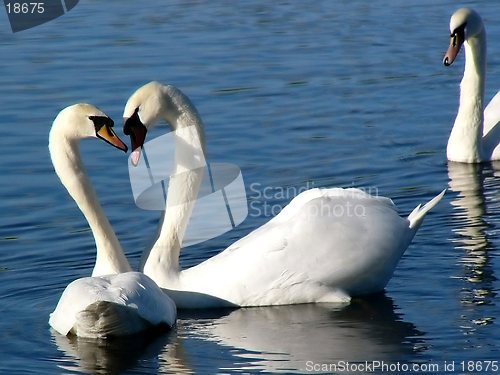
[89,115,115,134]
[451,24,466,46]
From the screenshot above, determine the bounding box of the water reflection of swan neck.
[447,161,487,249]
[51,330,181,374]
[447,161,497,309]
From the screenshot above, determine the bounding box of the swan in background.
[123,82,445,309]
[48,104,176,338]
[443,7,500,162]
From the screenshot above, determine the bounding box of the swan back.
[179,188,444,306]
[49,272,177,338]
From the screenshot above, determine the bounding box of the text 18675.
[5,2,45,14]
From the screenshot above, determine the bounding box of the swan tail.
[75,301,150,338]
[407,189,446,230]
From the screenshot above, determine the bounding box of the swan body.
[169,188,445,308]
[49,104,176,337]
[123,82,445,308]
[443,8,500,162]
[49,272,176,338]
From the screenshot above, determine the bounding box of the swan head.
[123,81,206,165]
[123,81,171,165]
[52,103,128,152]
[443,8,484,66]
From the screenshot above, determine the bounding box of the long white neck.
[141,86,205,286]
[49,131,131,276]
[447,30,487,162]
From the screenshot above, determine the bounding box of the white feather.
[48,104,176,338]
[445,8,500,162]
[49,272,176,338]
[124,83,445,309]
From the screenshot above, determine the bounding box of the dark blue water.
[0,1,499,373]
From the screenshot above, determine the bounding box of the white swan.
[48,104,176,338]
[443,7,500,162]
[123,82,445,308]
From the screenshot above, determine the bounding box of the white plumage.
[49,272,176,338]
[444,8,500,162]
[123,82,445,309]
[48,104,176,338]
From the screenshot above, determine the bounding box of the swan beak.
[443,30,464,66]
[123,116,148,166]
[97,125,129,152]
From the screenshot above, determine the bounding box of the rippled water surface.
[1,1,499,373]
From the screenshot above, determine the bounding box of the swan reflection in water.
[51,328,193,375]
[176,295,424,373]
[51,295,423,374]
[447,161,499,327]
[49,161,500,375]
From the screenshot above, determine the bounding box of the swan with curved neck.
[124,82,445,308]
[49,104,131,276]
[443,7,500,162]
[49,104,176,338]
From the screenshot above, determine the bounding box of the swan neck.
[49,132,131,276]
[448,32,487,162]
[142,88,205,284]
[162,85,207,154]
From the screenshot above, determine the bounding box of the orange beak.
[96,125,128,152]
